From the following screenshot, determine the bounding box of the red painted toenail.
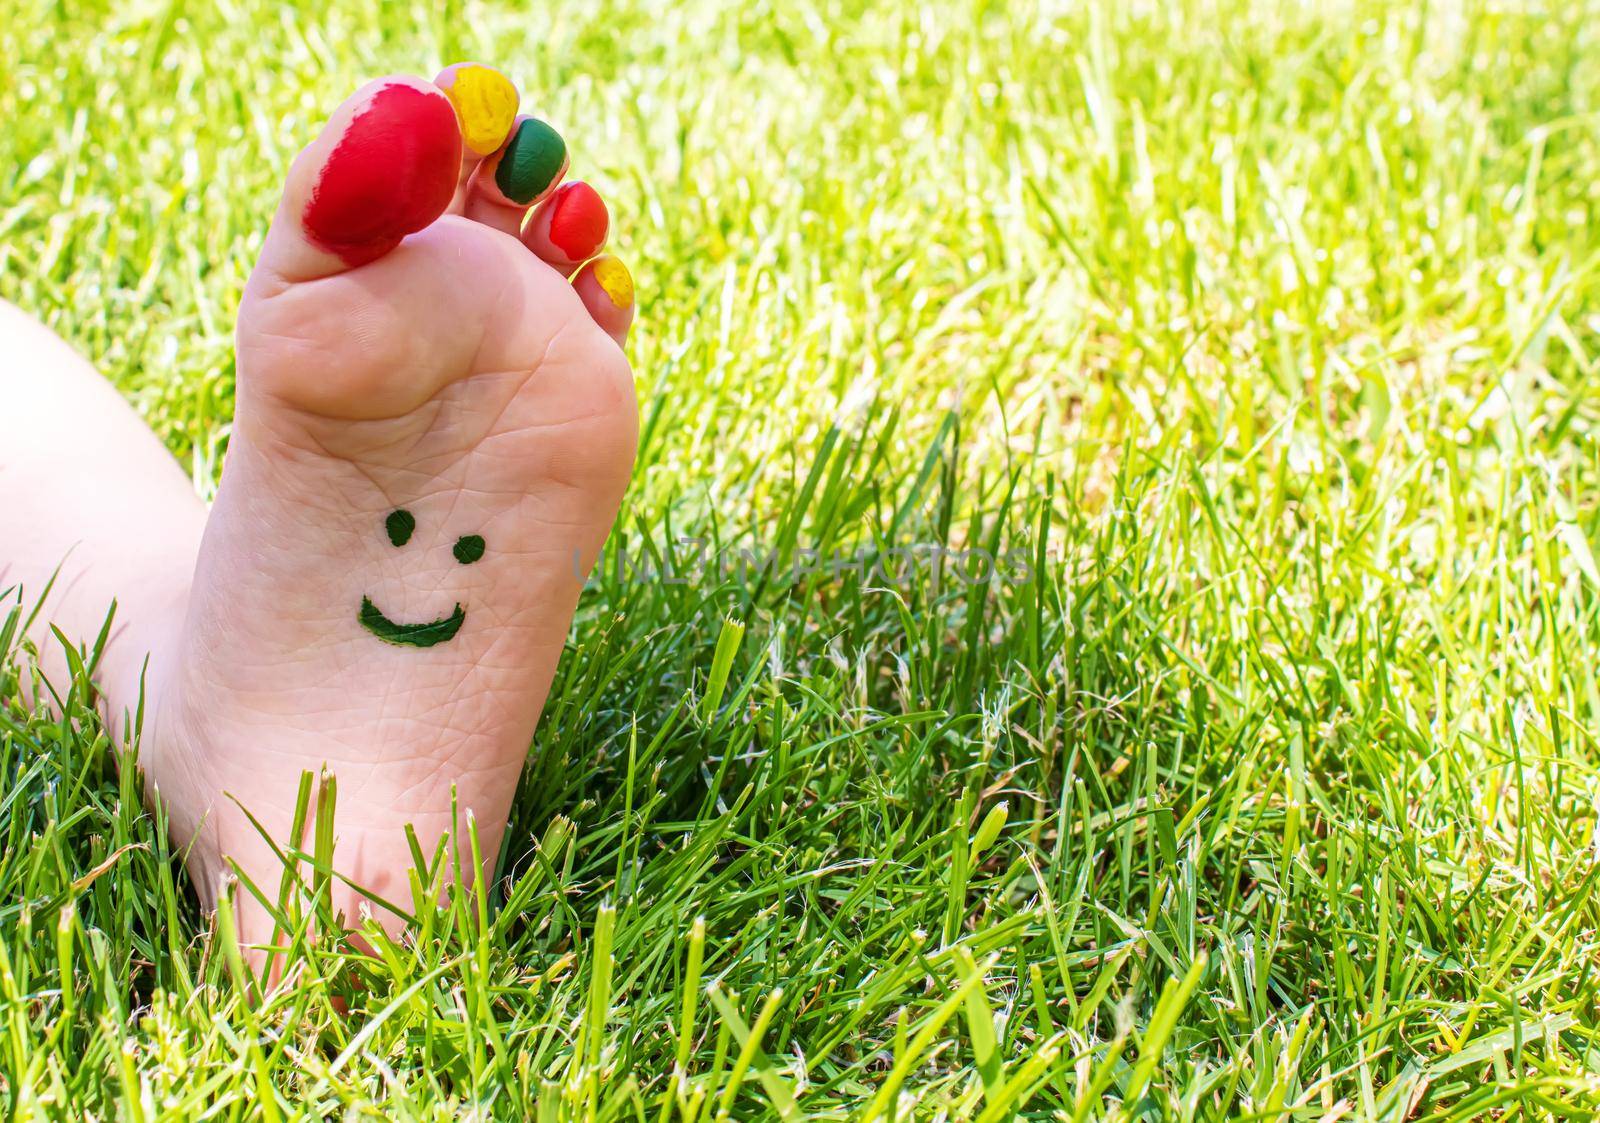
[546,182,609,262]
[303,83,462,267]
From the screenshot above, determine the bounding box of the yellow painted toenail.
[440,64,518,155]
[591,255,634,309]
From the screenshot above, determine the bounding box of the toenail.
[303,84,461,265]
[438,63,518,156]
[495,118,566,205]
[547,182,609,261]
[590,255,634,309]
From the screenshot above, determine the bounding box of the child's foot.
[141,66,638,955]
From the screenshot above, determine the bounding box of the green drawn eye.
[453,535,486,565]
[386,509,415,547]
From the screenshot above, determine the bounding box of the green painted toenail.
[386,508,415,547]
[453,535,486,565]
[495,118,566,204]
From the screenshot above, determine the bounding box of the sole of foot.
[140,64,638,970]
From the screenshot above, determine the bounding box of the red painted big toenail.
[303,84,462,267]
[546,182,609,261]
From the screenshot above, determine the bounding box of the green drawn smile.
[362,509,486,648]
[359,595,466,648]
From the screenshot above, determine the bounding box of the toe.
[522,181,610,273]
[434,62,519,211]
[264,76,462,284]
[462,115,568,235]
[572,254,635,347]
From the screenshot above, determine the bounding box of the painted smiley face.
[359,508,486,648]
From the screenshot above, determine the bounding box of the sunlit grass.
[4,0,1600,1116]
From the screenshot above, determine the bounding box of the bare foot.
[142,65,638,953]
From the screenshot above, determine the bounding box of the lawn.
[3,0,1600,1116]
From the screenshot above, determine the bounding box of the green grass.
[4,0,1600,1116]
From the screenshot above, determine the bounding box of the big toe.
[262,76,463,284]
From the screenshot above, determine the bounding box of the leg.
[145,64,636,958]
[3,61,637,970]
[0,300,205,730]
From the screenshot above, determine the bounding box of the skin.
[0,301,205,718]
[0,66,640,970]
